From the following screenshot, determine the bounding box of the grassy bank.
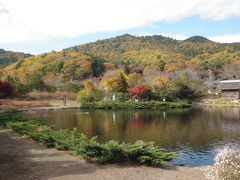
[80,101,191,109]
[209,101,240,106]
[0,113,177,167]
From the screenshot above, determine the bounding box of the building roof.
[219,80,240,90]
[220,80,240,83]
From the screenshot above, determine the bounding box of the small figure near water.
[63,98,67,106]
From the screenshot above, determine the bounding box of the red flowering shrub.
[0,81,13,97]
[127,84,149,100]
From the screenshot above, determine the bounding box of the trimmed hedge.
[80,101,191,109]
[0,113,178,167]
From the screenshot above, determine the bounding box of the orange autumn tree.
[152,77,171,89]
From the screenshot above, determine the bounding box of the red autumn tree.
[127,84,149,100]
[0,81,13,97]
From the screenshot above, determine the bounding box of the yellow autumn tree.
[103,72,128,92]
[84,80,96,91]
[127,73,143,88]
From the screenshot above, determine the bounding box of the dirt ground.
[0,99,50,110]
[0,127,206,180]
[0,99,80,111]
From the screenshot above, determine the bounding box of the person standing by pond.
[63,98,67,106]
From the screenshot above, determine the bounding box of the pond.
[23,107,240,167]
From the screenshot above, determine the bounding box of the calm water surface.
[23,107,240,167]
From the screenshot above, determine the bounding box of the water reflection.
[23,107,240,167]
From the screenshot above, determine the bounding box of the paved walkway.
[0,128,206,180]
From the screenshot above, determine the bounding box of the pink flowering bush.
[205,147,240,180]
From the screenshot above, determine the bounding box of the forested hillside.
[0,49,31,68]
[66,34,240,75]
[1,34,240,98]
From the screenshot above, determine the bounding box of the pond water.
[23,107,240,167]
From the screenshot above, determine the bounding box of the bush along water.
[0,113,178,167]
[80,101,191,110]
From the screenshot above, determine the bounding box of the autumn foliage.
[103,72,128,93]
[127,84,149,100]
[0,81,13,97]
[1,34,234,100]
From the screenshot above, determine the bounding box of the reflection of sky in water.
[170,141,240,167]
[171,145,216,167]
[23,107,240,167]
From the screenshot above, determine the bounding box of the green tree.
[91,57,105,77]
[77,90,95,103]
[28,74,45,91]
[168,78,195,100]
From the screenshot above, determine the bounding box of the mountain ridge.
[184,36,212,43]
[0,49,32,68]
[1,34,240,87]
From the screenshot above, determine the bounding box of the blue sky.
[1,0,240,55]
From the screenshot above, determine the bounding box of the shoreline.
[0,126,206,180]
[0,113,179,167]
[0,106,80,113]
[195,102,240,107]
[0,99,80,113]
[9,103,240,112]
[0,99,192,112]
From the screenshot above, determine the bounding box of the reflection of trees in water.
[221,108,240,122]
[23,110,77,131]
[200,107,240,142]
[106,108,224,149]
[222,122,240,140]
[218,108,240,140]
[26,108,240,150]
[128,112,147,129]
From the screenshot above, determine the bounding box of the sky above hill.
[0,0,240,55]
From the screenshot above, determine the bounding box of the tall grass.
[27,90,77,100]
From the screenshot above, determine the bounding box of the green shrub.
[52,128,85,150]
[77,90,103,103]
[75,136,106,159]
[0,113,178,167]
[77,90,95,103]
[75,139,177,166]
[80,101,191,109]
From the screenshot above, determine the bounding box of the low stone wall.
[221,90,240,100]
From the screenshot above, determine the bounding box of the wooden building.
[219,80,240,100]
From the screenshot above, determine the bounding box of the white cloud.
[160,33,188,40]
[138,33,240,43]
[0,0,240,43]
[137,33,154,37]
[209,34,240,43]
